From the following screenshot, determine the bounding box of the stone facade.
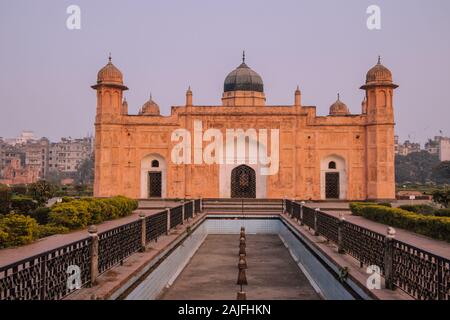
[93,56,397,201]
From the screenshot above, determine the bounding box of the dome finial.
[378,55,381,64]
[108,52,112,63]
[150,92,152,100]
[242,50,245,63]
[337,93,340,101]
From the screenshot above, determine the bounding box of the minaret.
[186,86,193,106]
[91,54,128,122]
[122,97,128,115]
[360,56,398,200]
[294,86,301,107]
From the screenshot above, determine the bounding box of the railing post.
[139,212,146,251]
[300,201,305,226]
[337,213,345,254]
[199,198,203,213]
[314,208,320,236]
[166,207,171,235]
[88,225,99,286]
[192,200,195,217]
[384,227,396,290]
[290,199,295,217]
[181,200,185,224]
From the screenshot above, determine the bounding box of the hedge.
[49,196,138,230]
[0,214,40,248]
[349,202,391,216]
[10,195,38,214]
[398,204,450,218]
[0,184,11,215]
[349,203,450,242]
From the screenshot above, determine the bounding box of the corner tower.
[92,55,128,122]
[222,52,266,106]
[361,57,398,200]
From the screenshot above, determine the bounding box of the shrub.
[48,200,90,229]
[349,202,379,216]
[29,207,51,224]
[0,184,11,215]
[10,195,38,214]
[0,214,39,248]
[11,184,28,195]
[399,204,435,216]
[48,196,138,230]
[435,209,450,218]
[36,224,69,238]
[350,203,450,242]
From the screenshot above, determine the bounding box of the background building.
[48,137,93,173]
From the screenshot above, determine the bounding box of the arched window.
[328,161,336,169]
[151,160,159,168]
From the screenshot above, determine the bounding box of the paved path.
[316,208,450,259]
[159,234,321,300]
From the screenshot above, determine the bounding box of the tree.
[28,180,56,206]
[395,151,440,184]
[432,161,450,184]
[75,155,94,186]
[432,189,450,208]
[0,184,11,215]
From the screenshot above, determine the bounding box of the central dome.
[224,55,264,93]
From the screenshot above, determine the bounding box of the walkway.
[159,234,321,300]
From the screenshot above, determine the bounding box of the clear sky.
[0,0,449,145]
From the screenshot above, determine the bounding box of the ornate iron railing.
[145,211,167,242]
[293,201,450,300]
[285,199,292,216]
[0,238,91,300]
[194,199,201,213]
[98,220,142,274]
[393,240,450,300]
[341,221,386,271]
[184,201,194,220]
[292,202,301,220]
[302,206,316,230]
[316,211,339,243]
[170,205,183,229]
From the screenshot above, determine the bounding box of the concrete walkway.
[159,234,321,300]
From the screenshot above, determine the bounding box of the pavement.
[159,234,321,300]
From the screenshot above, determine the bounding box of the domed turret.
[329,94,350,116]
[224,53,264,93]
[361,56,398,89]
[139,94,160,116]
[222,52,266,106]
[96,55,124,85]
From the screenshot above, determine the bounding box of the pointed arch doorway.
[231,165,256,198]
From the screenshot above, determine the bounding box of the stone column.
[314,208,320,236]
[88,225,99,286]
[300,201,305,226]
[384,227,396,290]
[181,200,185,224]
[337,213,346,254]
[166,207,171,235]
[139,212,146,252]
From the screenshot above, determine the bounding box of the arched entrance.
[320,155,347,200]
[141,154,167,198]
[231,165,256,198]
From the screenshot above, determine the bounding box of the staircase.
[202,198,284,215]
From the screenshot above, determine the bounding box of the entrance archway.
[141,154,167,198]
[320,155,347,200]
[231,165,256,198]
